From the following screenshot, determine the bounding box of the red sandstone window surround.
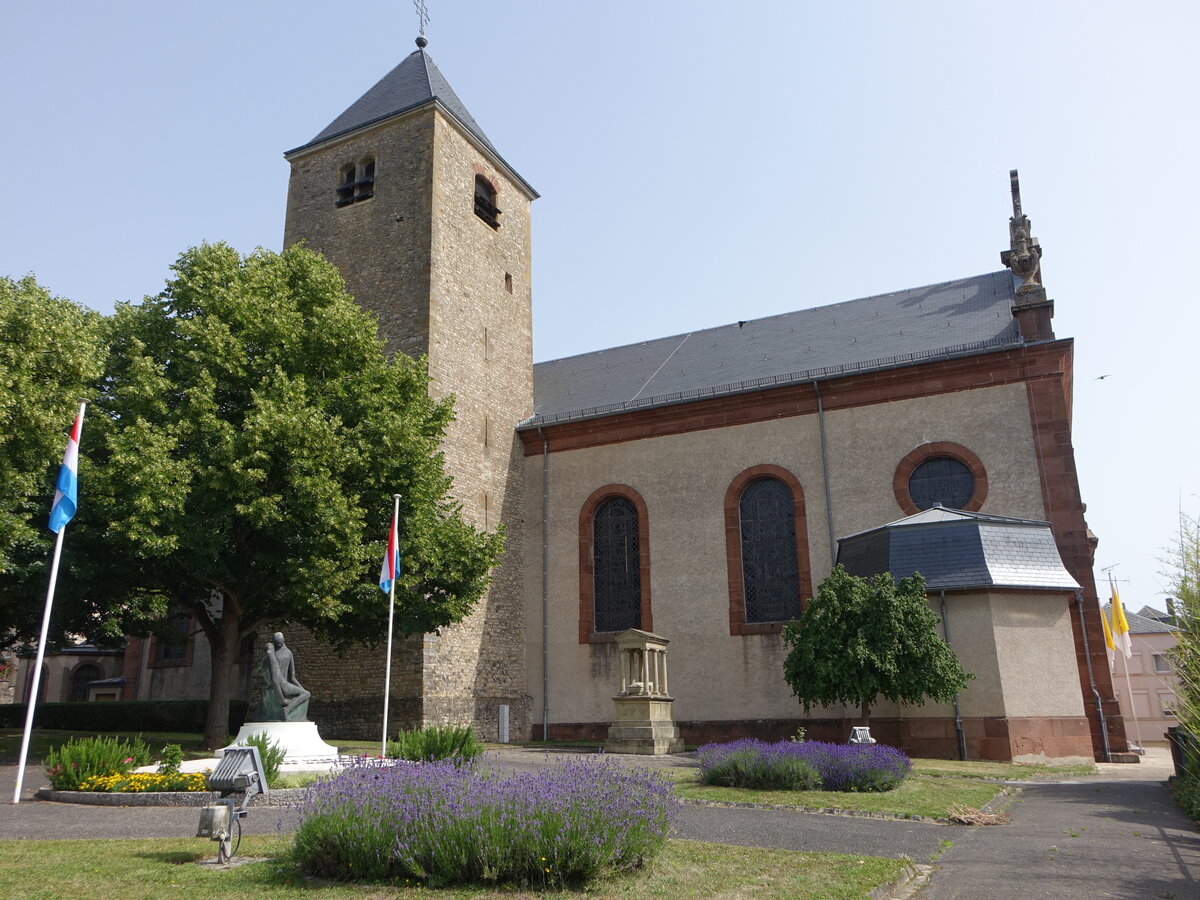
[578,484,652,644]
[724,465,812,635]
[893,442,988,515]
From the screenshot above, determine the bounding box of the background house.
[1105,604,1181,748]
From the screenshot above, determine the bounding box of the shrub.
[0,699,247,732]
[701,746,821,790]
[1170,768,1200,825]
[157,743,184,775]
[79,771,210,793]
[697,739,911,793]
[386,723,483,766]
[238,732,286,786]
[794,741,912,792]
[292,757,677,888]
[44,735,152,790]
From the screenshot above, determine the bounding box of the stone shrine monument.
[221,632,338,762]
[605,629,684,754]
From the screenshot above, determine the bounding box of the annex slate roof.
[526,270,1025,427]
[286,43,535,196]
[836,507,1081,593]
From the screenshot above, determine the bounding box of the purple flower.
[292,757,678,887]
[697,739,911,792]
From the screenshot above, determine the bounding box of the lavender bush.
[697,739,911,793]
[697,744,821,790]
[292,757,678,888]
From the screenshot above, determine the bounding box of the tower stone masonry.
[280,41,537,740]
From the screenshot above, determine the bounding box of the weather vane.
[414,0,429,37]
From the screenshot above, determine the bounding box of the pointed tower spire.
[285,40,535,198]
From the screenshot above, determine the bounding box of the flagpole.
[381,493,400,759]
[1110,574,1145,754]
[12,400,86,804]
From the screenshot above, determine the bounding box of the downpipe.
[940,591,967,760]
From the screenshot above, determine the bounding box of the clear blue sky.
[3,1,1196,611]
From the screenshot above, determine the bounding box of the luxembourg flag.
[48,407,84,534]
[378,506,400,594]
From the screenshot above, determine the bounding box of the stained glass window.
[908,457,975,510]
[739,478,800,623]
[593,496,641,632]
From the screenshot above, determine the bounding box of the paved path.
[3,748,1198,898]
[920,751,1200,899]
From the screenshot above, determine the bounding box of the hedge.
[0,700,248,734]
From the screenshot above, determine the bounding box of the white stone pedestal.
[219,721,338,763]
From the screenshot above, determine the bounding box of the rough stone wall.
[283,108,436,359]
[421,114,533,741]
[282,104,533,741]
[276,628,427,739]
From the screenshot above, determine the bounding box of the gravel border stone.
[34,787,305,807]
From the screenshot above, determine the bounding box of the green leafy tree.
[0,276,106,641]
[782,565,972,726]
[1166,511,1200,773]
[66,243,502,748]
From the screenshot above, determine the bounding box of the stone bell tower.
[281,37,537,739]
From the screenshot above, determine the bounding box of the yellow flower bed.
[78,771,211,793]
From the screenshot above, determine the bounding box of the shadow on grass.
[134,850,207,865]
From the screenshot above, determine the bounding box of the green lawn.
[669,756,1094,819]
[672,770,1006,819]
[0,836,909,900]
[910,758,1096,781]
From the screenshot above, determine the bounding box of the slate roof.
[286,43,536,197]
[1104,604,1180,635]
[526,270,1025,427]
[836,507,1081,593]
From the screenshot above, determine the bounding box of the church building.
[119,39,1131,763]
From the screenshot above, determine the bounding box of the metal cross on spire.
[414,0,430,37]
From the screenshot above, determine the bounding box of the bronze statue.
[252,632,310,722]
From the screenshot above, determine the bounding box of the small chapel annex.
[111,38,1129,763]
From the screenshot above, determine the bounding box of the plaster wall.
[525,381,1045,728]
[873,592,1003,720]
[990,591,1085,718]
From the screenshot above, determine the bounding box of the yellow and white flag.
[1111,587,1132,660]
[1100,603,1116,667]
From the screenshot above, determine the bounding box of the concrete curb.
[34,787,306,807]
[871,863,933,899]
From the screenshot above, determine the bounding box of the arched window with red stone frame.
[579,485,652,643]
[725,465,812,635]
